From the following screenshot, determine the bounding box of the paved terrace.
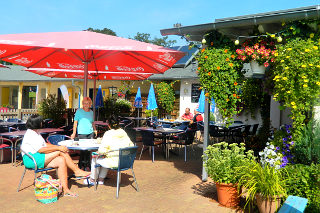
[0,145,237,213]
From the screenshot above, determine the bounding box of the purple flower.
[287,130,291,133]
[290,141,294,145]
[289,135,292,139]
[286,144,290,148]
[286,149,290,152]
[283,138,287,142]
[276,147,280,151]
[282,151,286,155]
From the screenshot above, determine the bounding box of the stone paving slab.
[0,146,238,213]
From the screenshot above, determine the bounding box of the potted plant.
[236,38,276,76]
[203,142,255,207]
[238,161,287,213]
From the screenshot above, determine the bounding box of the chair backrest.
[162,123,172,128]
[118,146,138,171]
[0,137,13,146]
[174,122,189,130]
[196,121,204,132]
[124,128,136,144]
[47,134,67,145]
[251,124,259,135]
[16,123,27,131]
[209,125,220,137]
[43,119,54,128]
[140,130,155,146]
[185,129,196,145]
[7,118,19,122]
[243,125,251,135]
[234,120,243,124]
[0,126,9,133]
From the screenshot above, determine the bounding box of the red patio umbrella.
[0,31,184,96]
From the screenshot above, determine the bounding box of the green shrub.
[38,94,66,127]
[115,99,132,114]
[144,109,158,118]
[283,164,320,212]
[293,121,320,165]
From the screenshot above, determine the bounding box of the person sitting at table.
[85,128,134,185]
[21,114,90,197]
[71,97,97,170]
[190,109,203,125]
[181,108,193,121]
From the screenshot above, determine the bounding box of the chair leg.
[94,166,101,191]
[131,168,139,192]
[116,171,120,199]
[138,145,144,160]
[152,146,154,162]
[17,168,27,192]
[184,145,187,162]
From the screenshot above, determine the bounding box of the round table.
[58,139,101,151]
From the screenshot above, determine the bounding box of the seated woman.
[85,128,134,185]
[21,114,90,197]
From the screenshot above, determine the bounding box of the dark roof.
[161,5,320,41]
[149,62,198,80]
[0,65,76,81]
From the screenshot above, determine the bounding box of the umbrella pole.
[83,61,89,97]
[93,76,97,120]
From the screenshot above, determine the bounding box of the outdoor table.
[210,123,245,142]
[0,121,25,127]
[134,127,185,159]
[58,139,100,151]
[123,117,149,127]
[94,121,110,136]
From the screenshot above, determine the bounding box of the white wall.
[179,79,202,118]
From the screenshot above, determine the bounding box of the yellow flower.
[280,60,284,63]
[313,46,318,50]
[229,63,233,67]
[317,65,320,68]
[274,52,279,56]
[285,67,289,70]
[310,33,315,38]
[291,102,296,105]
[301,65,306,68]
[317,82,320,85]
[292,105,297,109]
[305,49,310,52]
[286,56,290,58]
[271,34,275,38]
[287,91,291,94]
[309,64,313,67]
[303,84,308,87]
[302,76,307,79]
[274,93,278,97]
[287,48,292,51]
[304,79,309,83]
[283,77,288,80]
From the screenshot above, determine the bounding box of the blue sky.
[1,0,319,46]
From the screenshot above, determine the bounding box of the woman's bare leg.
[44,151,61,167]
[46,156,74,195]
[59,152,90,177]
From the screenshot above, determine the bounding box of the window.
[191,84,201,103]
[22,86,37,109]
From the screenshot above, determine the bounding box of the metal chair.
[169,128,196,161]
[46,134,70,145]
[17,146,56,192]
[139,130,163,162]
[7,118,19,122]
[250,124,259,136]
[0,137,14,165]
[209,125,225,143]
[94,146,139,198]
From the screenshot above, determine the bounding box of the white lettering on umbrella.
[15,57,33,64]
[0,50,6,55]
[85,45,133,50]
[153,63,166,70]
[47,43,56,47]
[158,53,173,63]
[57,63,84,69]
[116,66,144,72]
[46,62,51,67]
[105,65,109,70]
[0,40,33,45]
[111,76,131,80]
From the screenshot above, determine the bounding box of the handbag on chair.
[34,174,61,204]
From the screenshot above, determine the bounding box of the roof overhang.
[161,5,320,41]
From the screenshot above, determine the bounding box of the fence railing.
[0,109,37,121]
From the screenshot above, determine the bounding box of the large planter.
[215,182,240,207]
[250,60,266,76]
[256,193,281,213]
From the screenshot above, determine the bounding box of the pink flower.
[264,62,269,67]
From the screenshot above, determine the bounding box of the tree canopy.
[86,27,117,36]
[130,32,176,47]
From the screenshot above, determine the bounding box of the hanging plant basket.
[250,60,266,77]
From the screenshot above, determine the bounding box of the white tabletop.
[58,139,101,150]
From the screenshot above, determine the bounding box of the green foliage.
[197,31,243,125]
[144,109,158,118]
[293,121,320,165]
[38,94,66,127]
[86,27,116,36]
[101,97,131,121]
[154,81,176,114]
[238,162,287,207]
[130,32,176,47]
[283,164,320,213]
[241,79,263,118]
[273,38,320,138]
[203,142,255,184]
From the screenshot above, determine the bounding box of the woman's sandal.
[64,193,78,198]
[74,174,90,180]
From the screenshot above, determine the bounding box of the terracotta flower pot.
[256,193,281,213]
[215,182,240,207]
